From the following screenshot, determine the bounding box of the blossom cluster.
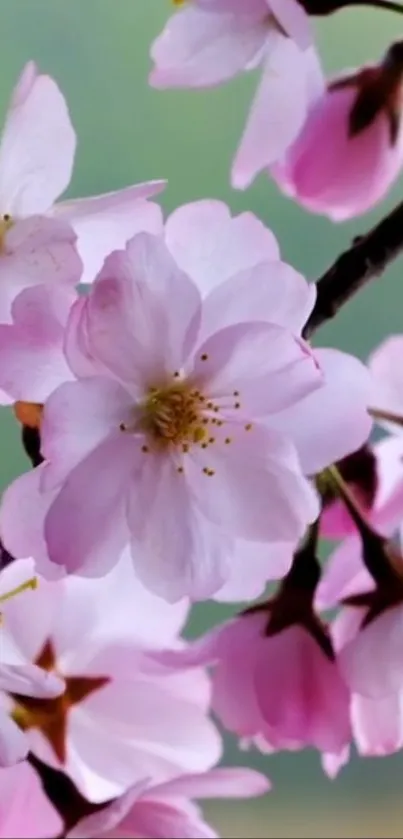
[1,1,403,835]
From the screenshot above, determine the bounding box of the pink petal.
[0,215,82,322]
[0,467,61,578]
[321,746,350,779]
[165,200,279,297]
[0,762,63,837]
[352,692,403,756]
[193,322,322,416]
[0,285,74,402]
[214,539,293,602]
[84,233,201,389]
[128,454,228,602]
[44,433,134,575]
[66,782,148,838]
[232,34,314,188]
[268,348,372,475]
[255,628,351,752]
[199,260,315,340]
[55,182,165,284]
[315,535,373,611]
[150,6,267,88]
[338,605,403,699]
[64,296,102,379]
[0,714,28,767]
[41,376,133,488]
[267,0,312,49]
[187,424,318,544]
[156,767,270,799]
[0,62,75,215]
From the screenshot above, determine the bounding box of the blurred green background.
[2,2,403,836]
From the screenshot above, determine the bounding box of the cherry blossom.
[156,609,351,755]
[150,1,324,187]
[0,554,221,802]
[68,768,269,839]
[272,42,403,220]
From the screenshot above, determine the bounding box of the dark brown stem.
[304,200,403,338]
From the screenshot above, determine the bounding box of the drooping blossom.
[272,41,403,220]
[150,1,324,187]
[68,768,269,839]
[0,60,164,295]
[156,607,351,756]
[0,761,62,838]
[0,554,221,802]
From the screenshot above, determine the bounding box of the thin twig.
[304,199,403,338]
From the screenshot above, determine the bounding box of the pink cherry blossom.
[0,61,164,287]
[68,767,269,839]
[0,761,62,838]
[159,611,351,755]
[351,691,403,757]
[150,2,324,187]
[272,46,403,220]
[0,554,221,802]
[4,230,325,601]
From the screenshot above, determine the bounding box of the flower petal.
[165,200,279,296]
[187,423,319,542]
[83,233,201,389]
[199,259,315,340]
[268,348,372,475]
[150,6,267,88]
[128,454,228,602]
[193,322,322,417]
[44,433,134,575]
[232,34,314,188]
[0,62,75,215]
[41,376,133,488]
[0,284,74,402]
[55,183,165,284]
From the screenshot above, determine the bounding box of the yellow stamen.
[0,577,38,605]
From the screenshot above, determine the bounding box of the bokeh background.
[1,2,403,836]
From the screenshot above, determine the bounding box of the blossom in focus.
[0,61,164,289]
[0,555,220,801]
[150,1,324,187]
[5,228,325,601]
[0,203,372,601]
[0,761,62,838]
[68,768,269,839]
[272,41,403,220]
[157,609,351,755]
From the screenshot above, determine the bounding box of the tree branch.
[304,199,403,338]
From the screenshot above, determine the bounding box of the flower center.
[139,380,207,447]
[10,640,109,763]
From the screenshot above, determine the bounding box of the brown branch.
[304,199,403,338]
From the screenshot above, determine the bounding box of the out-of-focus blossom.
[150,1,324,187]
[0,761,62,838]
[0,555,221,802]
[0,586,63,766]
[0,61,164,288]
[68,768,269,839]
[157,609,351,756]
[272,42,403,220]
